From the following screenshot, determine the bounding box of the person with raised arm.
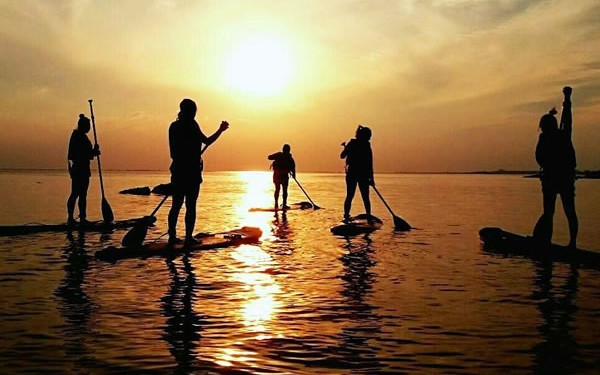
[533,86,578,248]
[168,98,229,247]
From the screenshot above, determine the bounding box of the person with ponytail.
[66,114,100,225]
[340,125,374,223]
[533,86,578,248]
[167,98,229,247]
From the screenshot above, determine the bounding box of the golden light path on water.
[215,171,283,367]
[233,171,278,242]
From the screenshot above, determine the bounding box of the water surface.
[0,171,599,374]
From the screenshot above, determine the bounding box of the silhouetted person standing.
[268,144,296,210]
[341,125,374,222]
[533,86,578,248]
[67,114,100,225]
[168,98,229,246]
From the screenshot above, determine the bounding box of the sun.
[224,35,294,96]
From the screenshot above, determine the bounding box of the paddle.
[121,144,211,248]
[121,193,169,248]
[88,99,114,223]
[293,177,321,210]
[371,185,411,231]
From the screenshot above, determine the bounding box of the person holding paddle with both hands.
[168,98,229,247]
[67,114,100,226]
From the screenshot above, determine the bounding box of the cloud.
[0,0,599,171]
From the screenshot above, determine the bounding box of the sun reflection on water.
[233,171,274,240]
[235,171,272,213]
[230,245,281,331]
[214,244,283,367]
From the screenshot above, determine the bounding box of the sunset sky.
[1,0,599,173]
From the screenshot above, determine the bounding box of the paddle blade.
[532,214,551,246]
[393,215,411,231]
[121,223,148,248]
[102,198,114,223]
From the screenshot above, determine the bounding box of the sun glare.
[224,35,294,96]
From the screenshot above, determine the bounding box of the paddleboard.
[0,216,157,237]
[479,227,600,268]
[249,201,314,212]
[330,214,383,236]
[95,226,262,262]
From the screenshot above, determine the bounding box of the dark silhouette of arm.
[68,132,94,162]
[340,140,353,159]
[560,86,572,137]
[367,145,374,184]
[203,121,229,146]
[168,124,178,160]
[67,132,76,161]
[535,135,545,168]
[340,148,347,159]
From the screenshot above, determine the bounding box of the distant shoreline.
[0,168,599,178]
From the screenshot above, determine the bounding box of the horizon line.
[0,167,545,175]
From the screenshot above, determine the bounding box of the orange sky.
[1,1,599,172]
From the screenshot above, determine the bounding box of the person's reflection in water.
[54,232,96,370]
[161,254,204,375]
[271,212,295,255]
[334,235,383,373]
[531,260,580,373]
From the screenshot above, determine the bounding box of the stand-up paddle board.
[479,227,600,268]
[0,216,156,237]
[330,214,383,236]
[249,201,314,212]
[95,226,262,262]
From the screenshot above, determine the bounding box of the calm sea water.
[0,170,599,374]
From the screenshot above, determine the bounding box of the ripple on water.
[1,172,600,374]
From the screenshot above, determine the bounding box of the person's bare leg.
[561,193,578,249]
[184,185,200,242]
[168,193,184,242]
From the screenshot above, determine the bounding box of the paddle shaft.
[121,141,212,247]
[88,100,106,197]
[293,177,319,209]
[151,194,170,217]
[371,185,396,216]
[371,184,411,230]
